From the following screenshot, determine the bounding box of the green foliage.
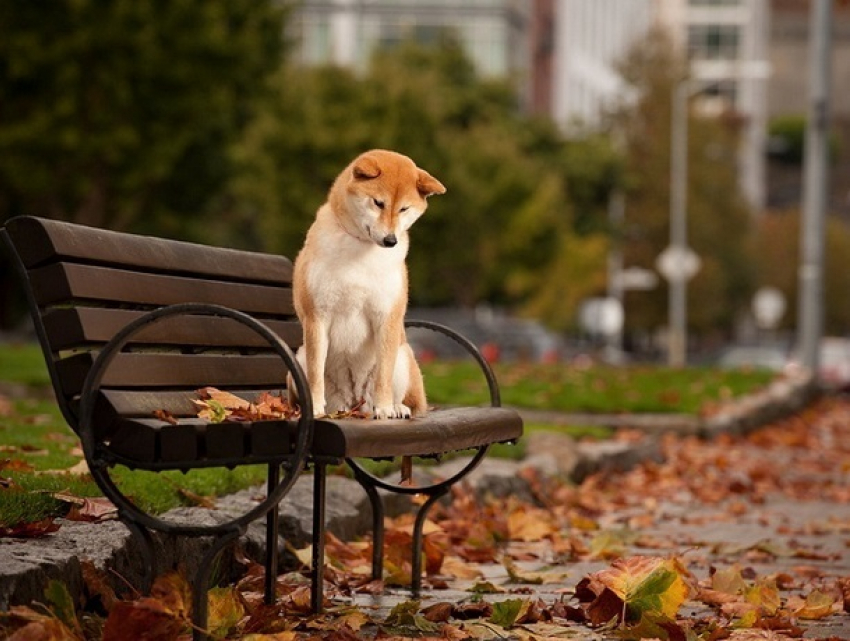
[768,114,841,165]
[0,0,289,232]
[0,343,51,386]
[769,115,807,164]
[753,210,850,333]
[229,37,615,326]
[610,28,755,336]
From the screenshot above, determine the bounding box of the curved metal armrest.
[405,318,501,407]
[77,302,314,533]
[346,319,504,495]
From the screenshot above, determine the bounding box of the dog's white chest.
[306,237,405,320]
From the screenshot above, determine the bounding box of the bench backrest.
[2,216,302,437]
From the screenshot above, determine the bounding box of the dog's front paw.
[372,404,393,420]
[311,400,326,418]
[372,404,413,420]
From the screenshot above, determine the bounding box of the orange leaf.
[101,598,185,641]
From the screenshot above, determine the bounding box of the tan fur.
[289,149,445,419]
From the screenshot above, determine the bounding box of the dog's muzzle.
[381,234,398,248]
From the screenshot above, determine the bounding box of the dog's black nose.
[382,234,397,248]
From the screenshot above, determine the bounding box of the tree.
[609,29,755,344]
[0,0,288,232]
[228,38,617,328]
[753,210,850,335]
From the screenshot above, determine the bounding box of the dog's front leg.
[372,311,406,419]
[303,318,329,417]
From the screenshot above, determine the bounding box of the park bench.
[1,215,523,639]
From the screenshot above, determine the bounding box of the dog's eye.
[373,198,385,210]
[399,206,409,213]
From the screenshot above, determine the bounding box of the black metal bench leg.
[411,490,448,597]
[353,469,385,581]
[192,528,243,641]
[311,461,328,614]
[124,520,157,595]
[264,464,281,605]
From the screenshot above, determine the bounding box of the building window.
[688,24,740,60]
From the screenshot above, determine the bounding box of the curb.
[0,372,818,611]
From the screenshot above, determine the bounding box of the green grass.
[0,395,269,525]
[0,342,51,386]
[0,341,776,527]
[421,360,774,415]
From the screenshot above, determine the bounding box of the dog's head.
[331,149,446,248]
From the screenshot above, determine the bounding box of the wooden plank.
[29,262,295,315]
[107,417,297,467]
[56,352,291,396]
[5,216,293,283]
[311,407,523,458]
[43,307,302,352]
[99,389,292,418]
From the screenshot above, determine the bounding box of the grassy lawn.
[0,342,776,528]
[422,360,774,414]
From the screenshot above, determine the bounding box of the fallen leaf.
[207,586,245,637]
[489,598,530,628]
[53,493,117,522]
[0,517,61,538]
[578,556,691,625]
[788,589,836,619]
[153,409,179,425]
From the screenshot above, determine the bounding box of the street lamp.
[657,80,701,368]
[659,63,769,368]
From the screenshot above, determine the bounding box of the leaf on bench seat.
[192,387,299,423]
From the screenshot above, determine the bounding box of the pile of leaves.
[192,387,300,424]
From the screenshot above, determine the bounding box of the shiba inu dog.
[290,149,446,419]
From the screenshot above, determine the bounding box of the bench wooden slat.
[98,389,289,418]
[5,215,292,284]
[43,308,303,351]
[29,263,295,316]
[56,352,290,396]
[108,417,295,467]
[312,407,523,458]
[106,407,519,469]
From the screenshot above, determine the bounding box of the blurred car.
[717,344,789,372]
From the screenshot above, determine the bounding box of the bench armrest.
[405,318,501,407]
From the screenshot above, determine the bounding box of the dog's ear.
[352,155,381,180]
[417,169,446,198]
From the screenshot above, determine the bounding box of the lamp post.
[657,80,700,368]
[798,0,832,375]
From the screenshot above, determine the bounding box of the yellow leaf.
[591,556,691,621]
[441,555,484,580]
[503,557,569,585]
[712,565,748,595]
[744,580,780,616]
[507,507,556,542]
[207,586,244,637]
[791,590,836,619]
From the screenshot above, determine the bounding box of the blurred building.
[547,0,769,211]
[293,1,850,215]
[767,0,850,217]
[290,0,533,104]
[549,0,655,127]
